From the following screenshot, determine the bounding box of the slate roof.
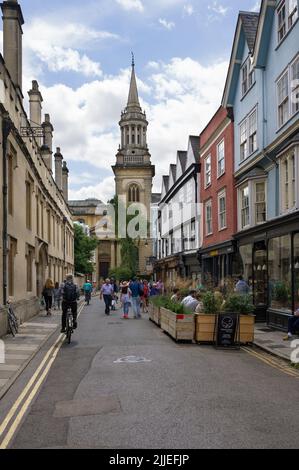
[177,151,188,173]
[240,11,260,52]
[151,193,161,204]
[163,176,169,193]
[238,166,267,184]
[69,198,102,207]
[189,136,200,160]
[170,164,177,183]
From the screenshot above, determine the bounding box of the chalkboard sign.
[214,313,240,349]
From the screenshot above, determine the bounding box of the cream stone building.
[112,59,155,275]
[0,0,74,336]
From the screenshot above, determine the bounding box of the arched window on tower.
[128,184,140,203]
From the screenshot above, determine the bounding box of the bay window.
[279,147,298,213]
[240,185,250,229]
[255,182,266,224]
[277,72,289,127]
[238,179,267,230]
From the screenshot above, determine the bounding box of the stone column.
[62,161,69,201]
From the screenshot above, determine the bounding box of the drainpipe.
[2,112,13,306]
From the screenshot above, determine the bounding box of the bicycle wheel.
[8,315,17,337]
[9,307,19,333]
[67,327,72,344]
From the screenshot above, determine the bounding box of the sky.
[2,0,261,202]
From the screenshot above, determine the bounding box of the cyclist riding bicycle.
[83,279,93,305]
[60,274,80,333]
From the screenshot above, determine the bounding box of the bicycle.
[4,303,19,337]
[65,308,73,344]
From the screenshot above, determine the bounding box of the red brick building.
[198,106,237,286]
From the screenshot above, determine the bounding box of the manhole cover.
[113,356,152,363]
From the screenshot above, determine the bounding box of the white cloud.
[208,1,228,16]
[37,57,227,201]
[158,18,176,30]
[251,1,261,12]
[69,176,115,202]
[183,4,194,16]
[116,0,144,12]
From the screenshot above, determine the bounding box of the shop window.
[239,244,253,286]
[295,233,299,310]
[268,235,292,312]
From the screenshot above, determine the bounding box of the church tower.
[113,57,155,275]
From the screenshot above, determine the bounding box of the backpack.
[63,283,77,302]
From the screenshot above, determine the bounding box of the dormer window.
[241,57,255,97]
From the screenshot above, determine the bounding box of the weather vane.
[131,51,135,67]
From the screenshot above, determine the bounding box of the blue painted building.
[222,0,299,328]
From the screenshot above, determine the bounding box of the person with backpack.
[42,279,55,316]
[129,278,143,319]
[83,279,93,305]
[60,274,80,333]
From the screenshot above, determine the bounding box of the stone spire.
[127,54,140,109]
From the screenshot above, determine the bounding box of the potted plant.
[223,294,255,344]
[195,292,222,343]
[159,296,195,341]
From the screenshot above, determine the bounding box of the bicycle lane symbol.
[0,340,4,364]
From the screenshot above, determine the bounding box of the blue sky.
[10,0,260,201]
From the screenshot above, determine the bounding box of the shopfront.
[199,241,236,288]
[235,212,299,328]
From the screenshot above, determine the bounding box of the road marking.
[0,303,84,449]
[241,346,299,378]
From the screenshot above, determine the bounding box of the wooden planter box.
[160,307,194,341]
[195,314,255,344]
[153,305,161,326]
[148,303,155,322]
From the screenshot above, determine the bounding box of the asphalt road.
[2,299,299,449]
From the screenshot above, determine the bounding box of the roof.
[170,164,177,183]
[177,151,187,173]
[237,166,267,184]
[68,198,102,207]
[151,193,161,204]
[163,175,169,193]
[189,136,200,160]
[240,11,260,52]
[127,64,140,109]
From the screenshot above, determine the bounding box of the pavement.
[253,323,296,362]
[0,299,84,399]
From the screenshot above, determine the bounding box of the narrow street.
[0,299,299,450]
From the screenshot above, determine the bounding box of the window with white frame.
[190,220,196,249]
[217,140,225,177]
[249,109,257,155]
[277,71,289,127]
[240,185,250,229]
[205,200,212,235]
[241,57,255,97]
[277,55,299,128]
[291,56,299,114]
[240,107,257,162]
[278,0,298,43]
[255,181,266,224]
[280,148,297,212]
[218,190,226,230]
[205,155,211,187]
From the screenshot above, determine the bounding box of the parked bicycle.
[3,302,19,337]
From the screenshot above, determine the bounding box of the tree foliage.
[74,224,98,274]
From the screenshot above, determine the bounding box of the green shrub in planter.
[223,294,254,315]
[202,291,222,314]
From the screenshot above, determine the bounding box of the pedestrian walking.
[129,278,143,318]
[235,276,250,295]
[83,279,93,305]
[120,281,131,319]
[141,280,149,313]
[100,279,114,315]
[42,278,54,316]
[53,282,62,310]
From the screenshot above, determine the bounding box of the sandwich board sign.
[214,313,240,350]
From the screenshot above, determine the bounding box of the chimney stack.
[1,0,24,95]
[28,80,43,146]
[62,161,69,201]
[41,114,54,171]
[54,147,63,190]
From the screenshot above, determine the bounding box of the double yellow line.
[242,346,299,378]
[0,303,85,449]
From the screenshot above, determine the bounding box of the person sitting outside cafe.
[283,308,299,341]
